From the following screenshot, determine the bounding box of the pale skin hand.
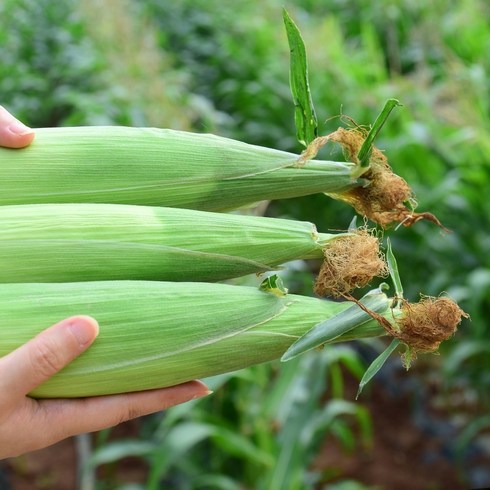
[0,105,35,148]
[0,108,211,459]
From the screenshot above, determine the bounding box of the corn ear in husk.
[0,126,361,211]
[0,280,388,398]
[0,203,343,283]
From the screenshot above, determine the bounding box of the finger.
[0,105,35,148]
[39,380,211,440]
[0,316,99,400]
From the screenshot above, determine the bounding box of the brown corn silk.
[395,297,469,352]
[302,127,444,228]
[345,294,468,358]
[314,230,388,297]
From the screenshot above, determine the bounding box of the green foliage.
[78,0,200,129]
[0,0,199,128]
[0,0,106,126]
[87,347,371,489]
[140,0,297,147]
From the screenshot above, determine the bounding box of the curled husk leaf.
[314,229,388,297]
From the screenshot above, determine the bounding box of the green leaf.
[147,422,216,489]
[259,274,288,297]
[303,399,372,449]
[283,8,318,147]
[443,340,490,377]
[455,414,490,458]
[386,238,403,299]
[88,440,156,467]
[194,475,243,490]
[281,290,390,361]
[356,338,401,398]
[211,427,274,467]
[357,99,401,167]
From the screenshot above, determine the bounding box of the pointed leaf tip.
[386,238,404,300]
[357,99,401,167]
[356,338,401,398]
[282,291,390,362]
[283,8,318,147]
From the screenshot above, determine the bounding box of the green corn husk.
[0,281,389,398]
[0,203,344,283]
[0,126,362,210]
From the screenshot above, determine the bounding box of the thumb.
[0,316,99,400]
[0,105,35,148]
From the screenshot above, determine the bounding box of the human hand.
[0,316,210,459]
[0,105,35,148]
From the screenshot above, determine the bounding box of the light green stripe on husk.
[0,281,387,398]
[0,127,360,210]
[0,203,339,283]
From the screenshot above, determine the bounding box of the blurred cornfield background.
[1,0,489,488]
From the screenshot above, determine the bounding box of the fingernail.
[8,122,34,136]
[193,389,214,400]
[66,316,99,347]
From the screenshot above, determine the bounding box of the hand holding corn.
[0,109,210,459]
[0,314,210,459]
[0,108,466,454]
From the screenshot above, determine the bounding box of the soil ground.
[314,370,468,490]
